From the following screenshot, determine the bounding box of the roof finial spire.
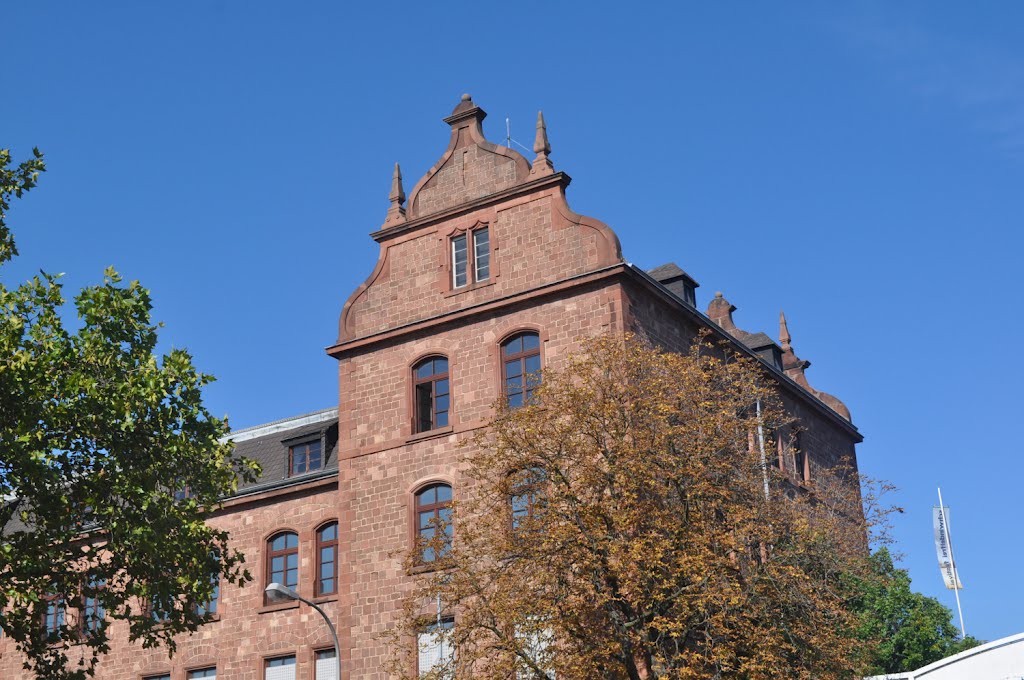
[779,310,792,351]
[383,162,407,227]
[529,110,554,177]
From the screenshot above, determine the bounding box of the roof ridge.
[223,407,338,443]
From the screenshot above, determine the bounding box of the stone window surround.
[449,224,490,289]
[441,219,500,298]
[257,520,340,614]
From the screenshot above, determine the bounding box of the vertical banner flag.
[933,506,963,590]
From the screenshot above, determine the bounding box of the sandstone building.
[0,95,861,680]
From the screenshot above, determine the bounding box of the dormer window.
[452,226,489,288]
[647,262,699,308]
[755,345,784,372]
[289,439,322,476]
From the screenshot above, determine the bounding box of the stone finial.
[776,312,852,421]
[533,111,551,155]
[446,92,484,124]
[529,110,555,177]
[383,162,407,227]
[707,291,738,332]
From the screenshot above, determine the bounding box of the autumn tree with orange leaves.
[388,334,891,680]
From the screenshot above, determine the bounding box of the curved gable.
[407,95,530,218]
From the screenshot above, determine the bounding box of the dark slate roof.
[647,263,685,280]
[227,407,339,493]
[647,262,698,285]
[740,332,777,351]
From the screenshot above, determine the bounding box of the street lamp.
[264,582,341,679]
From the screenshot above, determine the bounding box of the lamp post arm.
[293,593,341,679]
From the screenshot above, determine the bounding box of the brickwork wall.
[621,280,859,483]
[336,286,624,679]
[343,186,620,341]
[0,481,340,680]
[411,141,519,217]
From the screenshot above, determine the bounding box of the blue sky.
[5,2,1022,644]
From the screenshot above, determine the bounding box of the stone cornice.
[371,172,571,243]
[326,263,624,358]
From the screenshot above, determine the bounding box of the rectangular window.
[793,432,807,482]
[188,669,217,679]
[516,624,555,680]
[473,227,490,282]
[194,578,219,617]
[150,596,172,623]
[82,578,105,634]
[451,227,490,289]
[289,440,323,476]
[315,649,339,680]
[452,234,468,288]
[144,675,171,680]
[265,655,296,680]
[43,595,64,638]
[418,619,454,678]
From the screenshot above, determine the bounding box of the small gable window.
[452,226,490,289]
[289,439,322,476]
[414,356,450,433]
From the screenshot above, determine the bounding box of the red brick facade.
[0,95,861,679]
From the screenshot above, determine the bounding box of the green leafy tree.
[0,149,259,679]
[854,548,981,674]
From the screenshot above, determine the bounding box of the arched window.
[265,531,299,603]
[510,467,547,530]
[316,522,338,597]
[413,356,450,433]
[415,483,453,563]
[501,332,541,408]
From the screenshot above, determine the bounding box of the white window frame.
[451,226,490,289]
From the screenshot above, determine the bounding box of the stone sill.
[405,425,454,445]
